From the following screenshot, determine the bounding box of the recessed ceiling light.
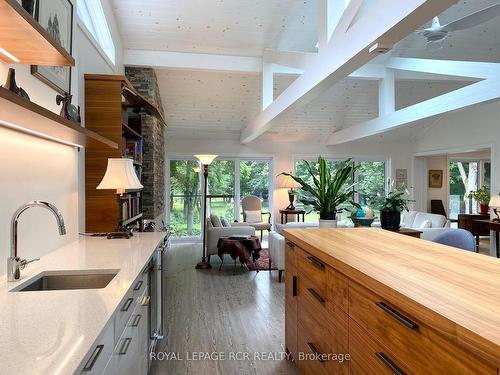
[0,47,20,62]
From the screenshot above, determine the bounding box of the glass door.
[449,160,480,219]
[239,160,271,221]
[207,160,236,222]
[169,159,202,238]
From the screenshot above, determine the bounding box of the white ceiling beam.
[333,0,363,34]
[379,68,395,115]
[386,57,500,79]
[263,49,315,70]
[124,49,262,73]
[262,63,274,110]
[327,79,500,145]
[318,0,345,51]
[240,0,458,144]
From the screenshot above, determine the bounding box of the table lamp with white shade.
[194,154,217,269]
[489,194,500,222]
[97,158,143,239]
[279,173,301,210]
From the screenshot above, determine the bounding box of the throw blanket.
[217,236,261,268]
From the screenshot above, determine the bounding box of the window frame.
[76,0,116,66]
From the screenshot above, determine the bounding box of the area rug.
[247,249,278,271]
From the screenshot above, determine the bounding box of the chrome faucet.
[7,201,66,282]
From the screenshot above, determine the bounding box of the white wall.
[0,1,123,275]
[166,134,412,225]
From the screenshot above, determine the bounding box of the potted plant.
[379,180,410,230]
[468,186,490,215]
[281,157,359,227]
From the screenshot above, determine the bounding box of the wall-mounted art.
[395,169,408,189]
[428,169,443,188]
[31,0,73,95]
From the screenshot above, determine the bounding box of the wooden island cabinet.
[283,227,500,375]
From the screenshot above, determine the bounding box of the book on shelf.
[123,139,143,164]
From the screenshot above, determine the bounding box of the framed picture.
[31,0,73,95]
[15,0,37,16]
[396,169,408,189]
[428,170,443,188]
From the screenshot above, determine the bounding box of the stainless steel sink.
[11,270,119,292]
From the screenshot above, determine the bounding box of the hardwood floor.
[151,242,299,375]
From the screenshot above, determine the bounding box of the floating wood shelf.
[85,74,166,125]
[0,0,75,66]
[122,123,142,140]
[0,86,117,148]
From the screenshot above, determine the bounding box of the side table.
[280,209,305,224]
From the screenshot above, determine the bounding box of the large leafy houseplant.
[281,157,359,222]
[379,179,410,229]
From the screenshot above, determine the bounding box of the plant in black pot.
[379,180,410,230]
[280,157,359,227]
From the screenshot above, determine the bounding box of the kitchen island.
[283,227,500,374]
[0,232,167,375]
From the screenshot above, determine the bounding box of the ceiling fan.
[418,2,500,45]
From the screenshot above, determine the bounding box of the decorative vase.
[3,68,30,100]
[319,212,337,228]
[380,210,401,230]
[479,203,489,215]
[319,219,337,228]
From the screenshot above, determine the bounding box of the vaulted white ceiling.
[112,0,318,56]
[113,0,500,143]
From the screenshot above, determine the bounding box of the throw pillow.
[245,210,262,223]
[210,214,223,227]
[220,216,230,227]
[206,218,213,228]
[420,219,432,229]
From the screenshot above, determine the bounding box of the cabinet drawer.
[349,318,411,375]
[114,290,139,343]
[297,299,349,375]
[79,319,115,374]
[296,247,327,296]
[285,240,296,269]
[326,266,349,312]
[349,282,496,375]
[285,263,298,360]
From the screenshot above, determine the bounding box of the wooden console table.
[386,227,423,238]
[474,220,500,258]
[458,213,490,250]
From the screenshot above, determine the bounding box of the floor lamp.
[194,154,217,269]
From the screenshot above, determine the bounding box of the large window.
[294,158,387,221]
[77,0,115,64]
[168,157,272,238]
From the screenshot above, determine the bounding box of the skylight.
[77,0,115,64]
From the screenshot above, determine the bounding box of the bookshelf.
[84,74,164,233]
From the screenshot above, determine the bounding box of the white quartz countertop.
[0,232,166,375]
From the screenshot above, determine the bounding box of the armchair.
[241,195,272,240]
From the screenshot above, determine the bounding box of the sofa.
[268,211,449,281]
[206,215,256,263]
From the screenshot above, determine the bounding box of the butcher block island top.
[283,227,500,368]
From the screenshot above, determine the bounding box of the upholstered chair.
[241,195,272,241]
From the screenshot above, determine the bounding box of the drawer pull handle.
[133,280,143,291]
[141,295,151,306]
[292,276,297,297]
[121,297,134,312]
[131,314,142,327]
[286,241,294,248]
[307,288,325,304]
[307,342,325,363]
[118,337,132,355]
[82,344,104,371]
[375,352,406,375]
[376,302,419,330]
[307,256,325,270]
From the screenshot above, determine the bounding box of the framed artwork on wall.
[428,170,443,188]
[31,0,73,95]
[396,169,408,189]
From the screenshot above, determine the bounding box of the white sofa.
[206,217,256,263]
[268,211,449,281]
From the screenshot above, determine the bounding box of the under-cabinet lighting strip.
[0,47,20,63]
[0,118,84,148]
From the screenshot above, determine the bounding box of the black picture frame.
[31,0,73,95]
[15,0,37,17]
